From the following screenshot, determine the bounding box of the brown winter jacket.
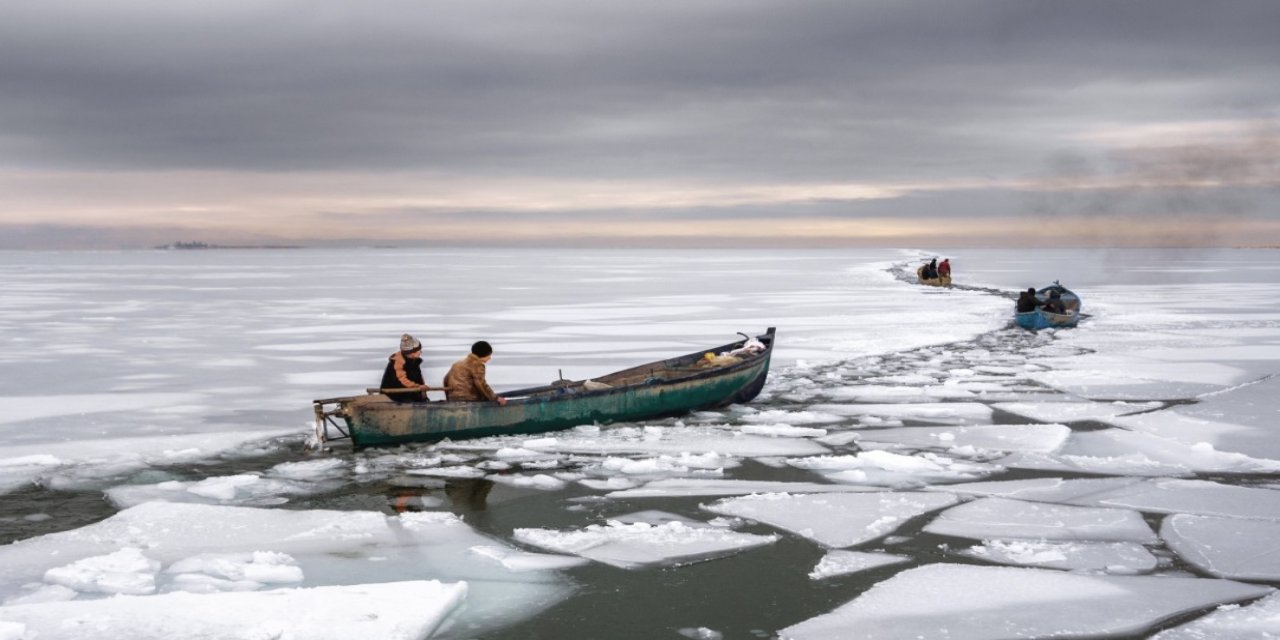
[443,353,499,402]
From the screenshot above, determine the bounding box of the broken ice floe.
[512,520,777,569]
[105,473,332,508]
[0,502,573,636]
[1152,592,1280,639]
[604,478,880,498]
[441,425,830,458]
[851,424,1070,455]
[0,581,465,640]
[1162,514,1280,581]
[993,400,1160,423]
[703,492,959,548]
[788,450,1001,488]
[1001,429,1280,476]
[958,539,1157,574]
[779,564,1273,640]
[807,403,993,425]
[808,551,911,580]
[1074,478,1280,521]
[927,477,1144,505]
[922,497,1157,543]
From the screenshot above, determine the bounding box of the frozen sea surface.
[3,248,1280,638]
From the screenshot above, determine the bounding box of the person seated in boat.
[1015,288,1041,313]
[922,258,938,280]
[1041,290,1066,314]
[444,341,508,406]
[938,258,951,279]
[381,333,428,402]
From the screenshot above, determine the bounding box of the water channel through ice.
[1,248,1279,639]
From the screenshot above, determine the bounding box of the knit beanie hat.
[400,333,421,352]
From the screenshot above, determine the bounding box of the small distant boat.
[1016,282,1081,330]
[312,328,776,449]
[916,265,952,287]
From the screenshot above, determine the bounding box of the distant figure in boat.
[1042,290,1066,314]
[381,333,428,402]
[444,341,508,405]
[938,258,951,279]
[1016,288,1040,313]
[922,258,939,280]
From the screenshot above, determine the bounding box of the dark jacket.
[1016,292,1041,313]
[444,353,499,402]
[381,351,426,402]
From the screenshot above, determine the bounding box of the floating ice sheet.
[923,497,1157,543]
[512,520,777,569]
[927,477,1144,505]
[808,403,993,425]
[1075,478,1280,521]
[1162,514,1280,581]
[0,581,466,640]
[605,478,879,498]
[789,450,1002,488]
[852,424,1070,454]
[993,401,1160,423]
[808,551,911,580]
[1001,429,1280,477]
[704,492,959,548]
[444,426,830,458]
[959,539,1158,574]
[779,564,1272,640]
[1152,592,1280,639]
[0,503,571,636]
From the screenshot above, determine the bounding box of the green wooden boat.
[312,328,776,449]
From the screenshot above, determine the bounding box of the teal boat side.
[329,328,776,448]
[1015,283,1081,330]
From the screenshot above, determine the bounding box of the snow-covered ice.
[1162,514,1280,581]
[851,424,1070,454]
[808,551,911,580]
[703,492,959,548]
[779,564,1273,640]
[605,478,880,498]
[922,497,1157,543]
[512,520,777,569]
[958,539,1158,574]
[1152,592,1280,639]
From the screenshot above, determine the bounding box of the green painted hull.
[330,329,775,449]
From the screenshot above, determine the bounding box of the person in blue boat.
[381,333,429,402]
[923,258,939,280]
[1016,288,1040,313]
[1042,290,1066,314]
[444,341,508,406]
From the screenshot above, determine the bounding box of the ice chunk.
[959,539,1158,574]
[790,451,1002,488]
[448,426,830,458]
[512,520,777,569]
[853,424,1070,454]
[704,492,959,548]
[923,497,1157,543]
[105,473,330,508]
[489,473,568,491]
[739,424,829,438]
[738,410,845,425]
[1001,429,1280,476]
[779,564,1272,640]
[43,548,161,596]
[809,402,994,425]
[994,401,1160,423]
[1076,478,1280,521]
[928,477,1143,504]
[1162,514,1280,581]
[1152,592,1280,639]
[164,551,304,593]
[467,546,589,572]
[605,478,879,498]
[808,551,910,580]
[0,580,466,640]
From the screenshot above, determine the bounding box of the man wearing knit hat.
[380,333,428,402]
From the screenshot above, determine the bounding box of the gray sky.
[2,0,1278,248]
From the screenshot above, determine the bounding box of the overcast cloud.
[1,0,1277,247]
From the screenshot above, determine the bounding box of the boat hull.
[1015,283,1081,330]
[332,329,775,448]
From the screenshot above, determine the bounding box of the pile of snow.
[808,551,910,580]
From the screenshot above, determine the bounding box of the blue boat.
[1015,282,1081,330]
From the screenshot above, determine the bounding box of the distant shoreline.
[155,242,304,250]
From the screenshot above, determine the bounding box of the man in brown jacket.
[444,341,507,405]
